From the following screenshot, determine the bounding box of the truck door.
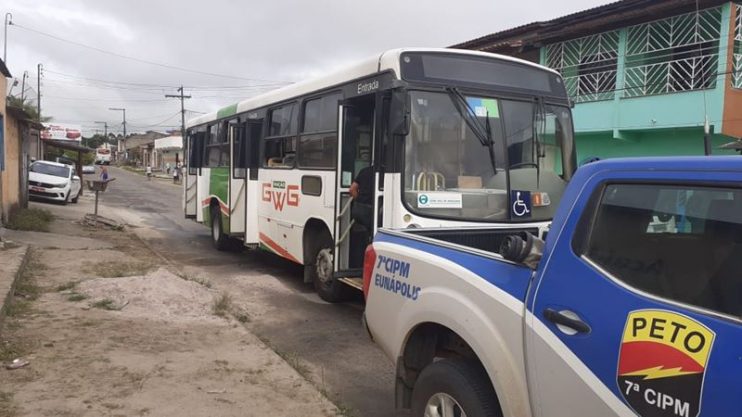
[334,95,376,287]
[526,172,742,417]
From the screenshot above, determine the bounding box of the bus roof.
[186,47,558,129]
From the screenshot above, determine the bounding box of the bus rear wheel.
[210,206,229,251]
[311,232,349,303]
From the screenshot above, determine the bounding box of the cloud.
[3,0,615,135]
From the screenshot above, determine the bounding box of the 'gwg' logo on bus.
[262,181,299,211]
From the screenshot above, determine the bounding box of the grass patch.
[177,272,212,288]
[212,293,232,317]
[274,349,311,379]
[0,339,28,362]
[234,311,251,323]
[56,281,78,292]
[4,300,32,317]
[0,391,17,417]
[5,208,53,232]
[67,293,89,302]
[84,261,151,278]
[91,298,116,310]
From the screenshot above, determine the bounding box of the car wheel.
[411,359,501,417]
[71,190,80,203]
[210,206,229,251]
[62,192,70,205]
[310,231,350,303]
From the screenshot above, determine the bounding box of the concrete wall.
[575,129,738,162]
[1,77,7,222]
[1,113,23,221]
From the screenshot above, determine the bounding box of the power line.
[42,69,288,90]
[10,21,293,83]
[165,86,191,138]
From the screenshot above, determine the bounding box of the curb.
[0,245,31,335]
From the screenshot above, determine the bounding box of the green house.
[454,0,742,161]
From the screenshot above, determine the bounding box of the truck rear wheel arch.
[397,323,502,415]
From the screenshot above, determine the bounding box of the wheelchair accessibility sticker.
[510,190,532,218]
[617,310,715,417]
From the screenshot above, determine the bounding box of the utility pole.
[109,108,126,159]
[20,70,27,101]
[94,121,108,148]
[3,13,11,64]
[36,63,42,121]
[165,85,191,138]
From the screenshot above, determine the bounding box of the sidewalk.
[0,201,340,417]
[0,240,29,335]
[118,165,182,185]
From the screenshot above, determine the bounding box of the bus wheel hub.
[316,248,333,284]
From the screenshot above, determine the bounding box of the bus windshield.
[403,90,574,222]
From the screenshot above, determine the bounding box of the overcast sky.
[3,0,614,136]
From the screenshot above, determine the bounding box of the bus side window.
[264,104,297,168]
[232,120,246,179]
[188,128,206,175]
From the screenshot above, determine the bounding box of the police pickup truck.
[363,157,741,417]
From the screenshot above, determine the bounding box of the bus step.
[338,277,363,291]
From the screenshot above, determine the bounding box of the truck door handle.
[543,308,591,334]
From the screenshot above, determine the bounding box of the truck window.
[582,183,742,318]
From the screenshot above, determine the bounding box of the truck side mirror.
[389,90,410,137]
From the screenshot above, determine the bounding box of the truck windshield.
[403,90,573,222]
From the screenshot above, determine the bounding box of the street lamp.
[109,108,126,160]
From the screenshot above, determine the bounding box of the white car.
[28,160,82,204]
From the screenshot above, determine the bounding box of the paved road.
[99,167,395,417]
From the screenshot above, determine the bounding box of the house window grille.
[624,7,722,97]
[546,31,619,103]
[733,4,741,89]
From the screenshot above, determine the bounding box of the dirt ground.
[0,213,339,417]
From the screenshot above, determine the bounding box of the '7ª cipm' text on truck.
[363,156,741,417]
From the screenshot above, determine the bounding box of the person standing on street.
[100,166,109,182]
[173,165,180,184]
[146,165,152,181]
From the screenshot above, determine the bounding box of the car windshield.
[31,163,70,178]
[403,90,574,222]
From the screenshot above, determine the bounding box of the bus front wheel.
[311,232,349,303]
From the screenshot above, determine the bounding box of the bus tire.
[411,359,501,417]
[311,231,349,303]
[210,206,229,251]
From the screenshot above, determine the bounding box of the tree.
[6,96,52,122]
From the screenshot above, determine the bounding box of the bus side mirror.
[389,90,410,136]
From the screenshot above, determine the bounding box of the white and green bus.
[184,48,577,301]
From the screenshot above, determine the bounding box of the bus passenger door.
[243,118,263,246]
[228,119,245,235]
[184,131,200,219]
[334,95,376,285]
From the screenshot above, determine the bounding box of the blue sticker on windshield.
[510,190,532,218]
[465,97,500,118]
